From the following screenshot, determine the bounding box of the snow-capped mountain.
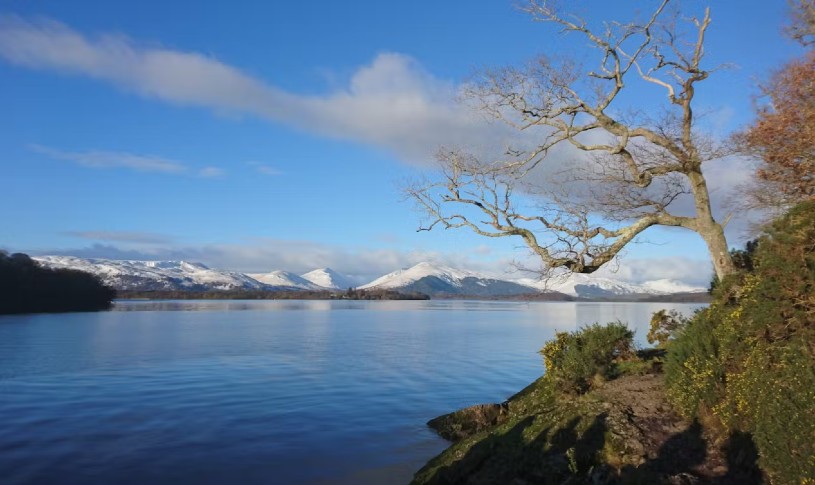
[34,256,269,291]
[640,279,706,294]
[361,262,705,298]
[32,256,706,298]
[517,274,644,298]
[245,270,322,290]
[300,268,356,290]
[360,262,477,289]
[517,273,706,298]
[359,262,535,297]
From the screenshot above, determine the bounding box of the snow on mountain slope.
[32,256,705,297]
[300,268,356,290]
[34,256,268,291]
[359,262,481,290]
[640,279,706,294]
[358,262,534,296]
[516,273,704,297]
[246,270,321,290]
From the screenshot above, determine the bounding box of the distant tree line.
[0,251,116,314]
[118,288,430,301]
[432,292,574,302]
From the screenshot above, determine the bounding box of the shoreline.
[412,372,761,484]
[112,291,711,304]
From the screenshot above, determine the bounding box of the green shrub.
[665,200,815,484]
[647,309,689,348]
[664,307,725,418]
[540,322,635,394]
[722,340,815,484]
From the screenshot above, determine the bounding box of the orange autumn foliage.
[739,52,815,204]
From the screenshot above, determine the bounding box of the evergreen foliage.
[0,251,116,314]
[647,309,689,348]
[665,200,815,484]
[708,239,759,292]
[539,322,635,394]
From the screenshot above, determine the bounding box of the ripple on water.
[0,300,704,484]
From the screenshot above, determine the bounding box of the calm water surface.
[0,300,703,484]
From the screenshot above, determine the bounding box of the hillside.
[35,256,270,291]
[360,262,535,297]
[245,270,321,290]
[301,268,356,289]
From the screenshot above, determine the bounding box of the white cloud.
[593,256,713,287]
[0,15,510,165]
[30,144,187,173]
[247,161,283,176]
[2,16,753,209]
[2,15,758,273]
[29,144,224,177]
[497,249,714,287]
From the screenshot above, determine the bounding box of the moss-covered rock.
[428,403,510,442]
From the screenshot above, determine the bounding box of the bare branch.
[409,1,736,280]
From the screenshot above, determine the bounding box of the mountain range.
[33,256,706,298]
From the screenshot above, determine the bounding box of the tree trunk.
[699,222,736,281]
[687,170,736,281]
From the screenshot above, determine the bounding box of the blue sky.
[0,1,805,284]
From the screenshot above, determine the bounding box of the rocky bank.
[412,373,764,484]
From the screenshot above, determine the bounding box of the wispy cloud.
[1,14,758,249]
[0,15,511,164]
[29,144,224,177]
[30,144,187,173]
[594,256,712,287]
[1,16,754,198]
[63,230,175,245]
[247,161,282,176]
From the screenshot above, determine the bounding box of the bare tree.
[408,0,738,280]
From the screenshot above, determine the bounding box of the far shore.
[114,290,711,304]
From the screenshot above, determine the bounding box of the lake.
[0,300,703,484]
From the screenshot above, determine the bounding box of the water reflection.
[0,300,705,484]
[113,299,397,312]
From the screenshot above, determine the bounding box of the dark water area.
[0,300,703,484]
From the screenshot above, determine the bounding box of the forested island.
[0,251,116,314]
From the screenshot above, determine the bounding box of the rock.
[666,472,700,484]
[427,402,509,441]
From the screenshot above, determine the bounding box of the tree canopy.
[0,251,116,314]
